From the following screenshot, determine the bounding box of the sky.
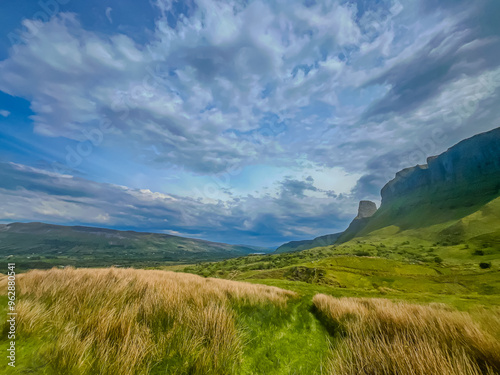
[0,0,499,247]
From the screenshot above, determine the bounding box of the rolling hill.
[274,232,343,254]
[0,222,268,269]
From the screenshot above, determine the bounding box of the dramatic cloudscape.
[0,0,499,246]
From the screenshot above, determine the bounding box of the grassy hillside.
[0,268,307,375]
[338,194,500,268]
[0,222,266,270]
[182,197,500,297]
[275,233,342,254]
[359,187,500,238]
[183,253,500,308]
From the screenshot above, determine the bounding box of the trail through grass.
[237,293,330,375]
[2,245,499,375]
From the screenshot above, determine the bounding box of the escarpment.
[381,127,500,206]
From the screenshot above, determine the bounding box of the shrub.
[480,262,492,269]
[434,256,443,264]
[474,250,485,256]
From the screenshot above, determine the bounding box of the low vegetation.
[1,262,499,374]
[1,267,295,374]
[313,294,500,375]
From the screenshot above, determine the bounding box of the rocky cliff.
[355,201,378,219]
[381,127,500,205]
[358,127,500,236]
[275,127,500,252]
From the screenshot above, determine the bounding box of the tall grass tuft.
[3,267,295,374]
[312,294,500,375]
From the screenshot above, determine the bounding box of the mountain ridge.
[381,127,500,205]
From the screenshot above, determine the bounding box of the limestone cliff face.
[381,127,500,205]
[339,127,500,242]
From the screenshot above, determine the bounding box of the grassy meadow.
[1,196,499,374]
[1,260,499,374]
[1,267,300,374]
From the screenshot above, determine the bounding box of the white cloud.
[0,1,417,176]
[105,7,113,24]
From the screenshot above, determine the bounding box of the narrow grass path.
[235,293,331,375]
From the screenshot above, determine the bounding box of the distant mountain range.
[276,127,500,253]
[0,222,269,269]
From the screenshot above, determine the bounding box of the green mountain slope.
[275,127,500,254]
[275,232,342,254]
[0,222,266,269]
[349,127,500,244]
[183,128,500,306]
[182,196,500,317]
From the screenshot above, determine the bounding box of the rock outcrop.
[335,200,378,244]
[355,201,378,219]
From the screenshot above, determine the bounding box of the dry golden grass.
[470,306,500,342]
[313,294,500,375]
[4,267,295,375]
